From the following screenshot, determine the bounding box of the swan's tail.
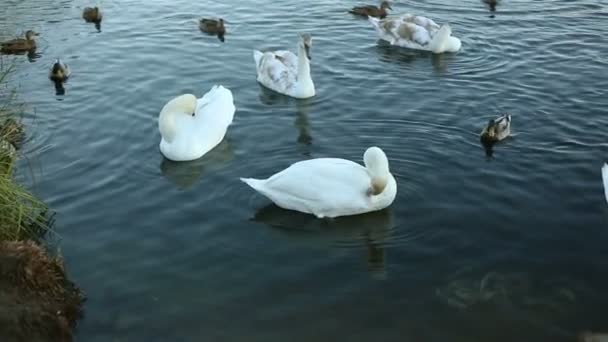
[240,177,265,191]
[429,24,452,53]
[368,16,382,32]
[253,50,264,72]
[602,163,608,205]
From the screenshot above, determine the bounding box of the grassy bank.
[0,58,85,342]
[0,61,50,241]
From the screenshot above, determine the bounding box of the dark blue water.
[2,0,608,340]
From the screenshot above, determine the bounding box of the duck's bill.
[305,45,311,60]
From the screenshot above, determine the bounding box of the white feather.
[241,147,397,218]
[368,14,462,53]
[158,85,235,161]
[602,163,608,205]
[253,36,315,99]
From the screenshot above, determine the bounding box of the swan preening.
[158,85,235,162]
[241,147,397,218]
[368,14,462,53]
[253,33,315,99]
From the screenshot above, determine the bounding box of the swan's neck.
[297,44,312,84]
[159,94,196,143]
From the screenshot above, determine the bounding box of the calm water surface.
[2,0,608,340]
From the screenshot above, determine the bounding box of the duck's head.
[25,30,39,40]
[380,1,393,10]
[299,33,312,60]
[364,146,390,196]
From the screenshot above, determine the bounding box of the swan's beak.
[304,44,311,60]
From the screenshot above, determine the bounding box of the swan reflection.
[258,84,313,152]
[160,138,234,189]
[253,205,395,279]
[375,44,452,74]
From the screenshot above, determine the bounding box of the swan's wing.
[395,22,432,45]
[246,158,372,215]
[273,50,298,70]
[165,86,235,160]
[256,51,297,93]
[602,163,608,204]
[410,15,440,32]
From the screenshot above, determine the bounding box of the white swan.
[158,85,235,161]
[602,163,608,205]
[253,33,315,99]
[368,14,462,53]
[241,147,397,218]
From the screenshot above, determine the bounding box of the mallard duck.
[82,7,102,23]
[49,59,70,83]
[158,85,236,161]
[368,14,461,53]
[349,1,392,18]
[241,146,397,218]
[199,18,225,35]
[253,33,315,99]
[1,30,39,53]
[480,114,511,143]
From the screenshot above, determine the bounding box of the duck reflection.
[160,138,234,189]
[53,80,65,96]
[253,205,394,279]
[482,0,498,17]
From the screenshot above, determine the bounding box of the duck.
[480,114,511,143]
[82,6,102,23]
[200,18,225,35]
[241,146,397,218]
[349,1,392,19]
[253,33,315,99]
[1,30,39,54]
[49,59,71,83]
[602,163,608,205]
[158,85,235,162]
[368,14,462,53]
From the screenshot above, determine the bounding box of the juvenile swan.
[253,33,315,99]
[241,147,397,218]
[368,14,462,53]
[158,85,235,161]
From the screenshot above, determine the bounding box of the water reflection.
[295,98,312,148]
[253,205,395,279]
[482,0,498,17]
[53,80,65,96]
[375,44,452,74]
[159,138,234,189]
[258,84,314,153]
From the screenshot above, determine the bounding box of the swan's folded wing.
[258,54,297,93]
[262,158,371,212]
[273,50,298,71]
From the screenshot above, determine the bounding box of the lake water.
[2,0,608,340]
